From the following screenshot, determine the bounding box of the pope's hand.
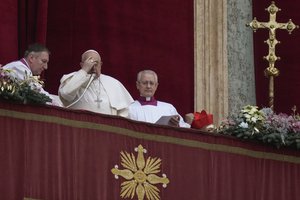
[82,56,96,74]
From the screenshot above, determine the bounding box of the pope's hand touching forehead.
[80,50,102,77]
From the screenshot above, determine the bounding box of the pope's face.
[136,73,158,98]
[28,51,49,75]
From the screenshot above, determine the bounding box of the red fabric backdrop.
[0,0,19,62]
[0,0,194,116]
[2,1,300,116]
[0,0,48,62]
[252,0,300,113]
[45,0,194,116]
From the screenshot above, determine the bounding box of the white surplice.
[128,100,190,128]
[2,59,55,103]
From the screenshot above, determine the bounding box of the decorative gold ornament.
[247,1,298,110]
[111,144,170,200]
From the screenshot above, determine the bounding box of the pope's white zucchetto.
[82,49,101,59]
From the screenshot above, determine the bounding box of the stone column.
[227,0,256,114]
[194,0,228,125]
[194,0,255,124]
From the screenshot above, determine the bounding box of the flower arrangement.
[0,68,52,105]
[218,105,300,149]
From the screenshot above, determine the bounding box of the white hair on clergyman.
[137,69,158,83]
[81,49,101,60]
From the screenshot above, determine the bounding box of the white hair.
[137,69,158,83]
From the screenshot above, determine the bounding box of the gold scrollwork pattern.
[264,67,280,77]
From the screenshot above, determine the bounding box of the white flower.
[244,114,251,119]
[251,117,257,123]
[239,122,249,128]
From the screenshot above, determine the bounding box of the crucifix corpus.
[247,1,298,110]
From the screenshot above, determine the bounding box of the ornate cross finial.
[247,1,298,110]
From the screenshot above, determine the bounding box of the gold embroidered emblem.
[111,144,170,200]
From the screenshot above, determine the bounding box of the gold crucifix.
[247,1,298,110]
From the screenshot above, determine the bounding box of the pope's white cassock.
[59,69,134,117]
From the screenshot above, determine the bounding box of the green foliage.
[0,69,52,105]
